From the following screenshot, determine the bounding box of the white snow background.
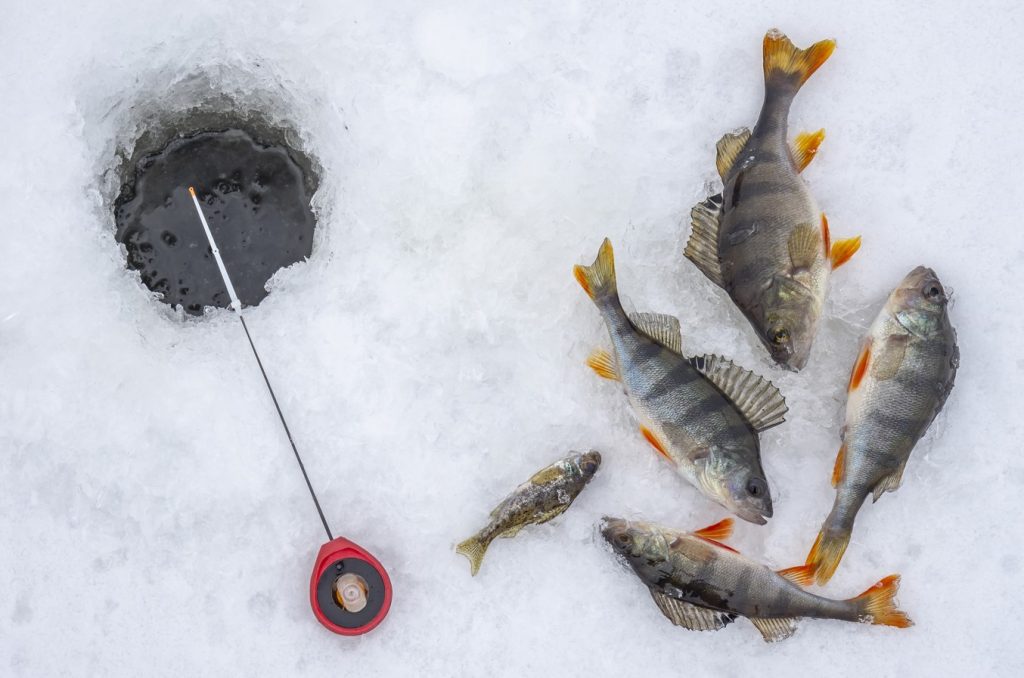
[1,0,1022,675]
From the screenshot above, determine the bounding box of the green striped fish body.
[807,266,958,584]
[686,30,859,371]
[603,517,911,642]
[575,239,787,525]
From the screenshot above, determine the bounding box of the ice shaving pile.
[1,0,1022,675]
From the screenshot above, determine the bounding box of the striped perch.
[574,239,786,525]
[685,29,860,371]
[603,517,911,642]
[807,266,959,584]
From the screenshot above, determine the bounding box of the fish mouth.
[578,450,602,476]
[768,342,809,372]
[733,506,771,525]
[600,516,625,533]
[599,516,628,544]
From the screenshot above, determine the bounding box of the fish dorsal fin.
[749,616,799,643]
[777,564,817,587]
[715,128,752,179]
[685,194,726,288]
[872,459,908,502]
[693,518,733,541]
[649,589,735,632]
[688,355,789,432]
[629,312,682,354]
[791,129,825,172]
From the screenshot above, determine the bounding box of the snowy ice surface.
[1,1,1022,675]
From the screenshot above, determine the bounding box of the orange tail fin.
[763,29,836,89]
[851,574,913,628]
[573,238,617,302]
[806,524,851,585]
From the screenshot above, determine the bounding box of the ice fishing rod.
[187,186,392,636]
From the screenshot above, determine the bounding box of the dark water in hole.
[114,129,316,315]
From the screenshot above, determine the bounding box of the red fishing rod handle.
[310,536,392,635]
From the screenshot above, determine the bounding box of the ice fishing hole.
[113,126,318,315]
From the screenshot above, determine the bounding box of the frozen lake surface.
[2,1,1022,675]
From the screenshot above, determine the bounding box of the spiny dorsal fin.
[629,312,682,354]
[684,194,726,288]
[715,128,752,179]
[791,129,825,172]
[749,616,799,643]
[688,355,788,432]
[872,459,908,502]
[649,589,735,632]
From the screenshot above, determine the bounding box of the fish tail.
[456,533,491,576]
[573,238,618,304]
[763,29,835,93]
[805,527,850,585]
[805,495,857,585]
[850,574,913,628]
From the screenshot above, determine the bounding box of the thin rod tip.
[188,186,196,197]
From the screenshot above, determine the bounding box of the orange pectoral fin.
[848,340,872,392]
[830,236,861,269]
[777,564,817,587]
[640,425,672,462]
[831,443,846,487]
[694,518,734,541]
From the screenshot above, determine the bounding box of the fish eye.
[770,328,789,345]
[923,284,943,299]
[615,533,632,546]
[746,478,766,497]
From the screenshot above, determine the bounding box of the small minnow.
[685,29,860,371]
[456,450,601,575]
[603,517,911,642]
[806,266,959,583]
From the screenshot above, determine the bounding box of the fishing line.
[187,186,333,541]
